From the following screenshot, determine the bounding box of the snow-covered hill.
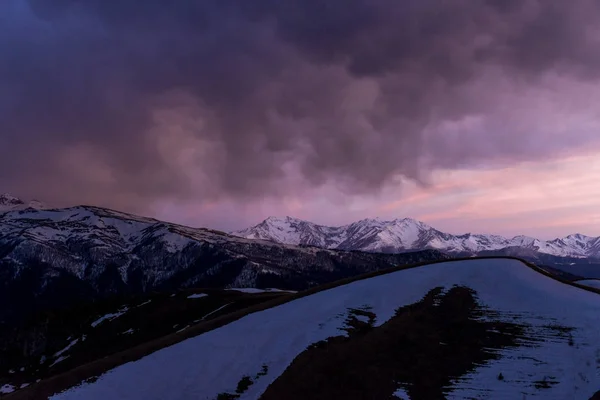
[0,195,447,323]
[43,258,600,400]
[233,216,600,258]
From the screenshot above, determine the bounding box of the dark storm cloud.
[1,0,600,211]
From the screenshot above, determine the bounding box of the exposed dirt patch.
[215,365,269,399]
[532,376,559,389]
[260,286,531,400]
[340,307,377,337]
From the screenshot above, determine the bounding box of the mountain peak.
[564,233,591,240]
[0,193,47,211]
[232,216,329,246]
[388,217,433,231]
[397,217,418,222]
[263,216,305,225]
[355,217,427,227]
[355,217,384,225]
[27,199,46,209]
[394,217,427,225]
[0,193,24,206]
[264,216,282,222]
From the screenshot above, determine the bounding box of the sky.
[1,0,600,239]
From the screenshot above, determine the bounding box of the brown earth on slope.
[258,286,532,400]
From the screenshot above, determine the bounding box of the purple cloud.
[1,0,600,217]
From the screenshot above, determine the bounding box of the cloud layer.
[2,0,600,216]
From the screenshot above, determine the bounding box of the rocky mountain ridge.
[233,216,600,259]
[0,196,448,323]
[0,193,46,212]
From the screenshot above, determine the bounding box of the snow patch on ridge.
[91,307,129,328]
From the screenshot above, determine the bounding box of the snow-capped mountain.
[0,193,46,212]
[236,216,343,248]
[236,216,443,251]
[42,258,600,400]
[0,194,447,324]
[233,217,600,259]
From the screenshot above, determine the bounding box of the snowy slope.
[233,216,600,258]
[50,259,600,400]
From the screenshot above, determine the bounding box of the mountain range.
[1,191,599,325]
[2,193,600,399]
[233,215,600,259]
[0,194,446,323]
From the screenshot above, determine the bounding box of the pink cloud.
[154,151,600,240]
